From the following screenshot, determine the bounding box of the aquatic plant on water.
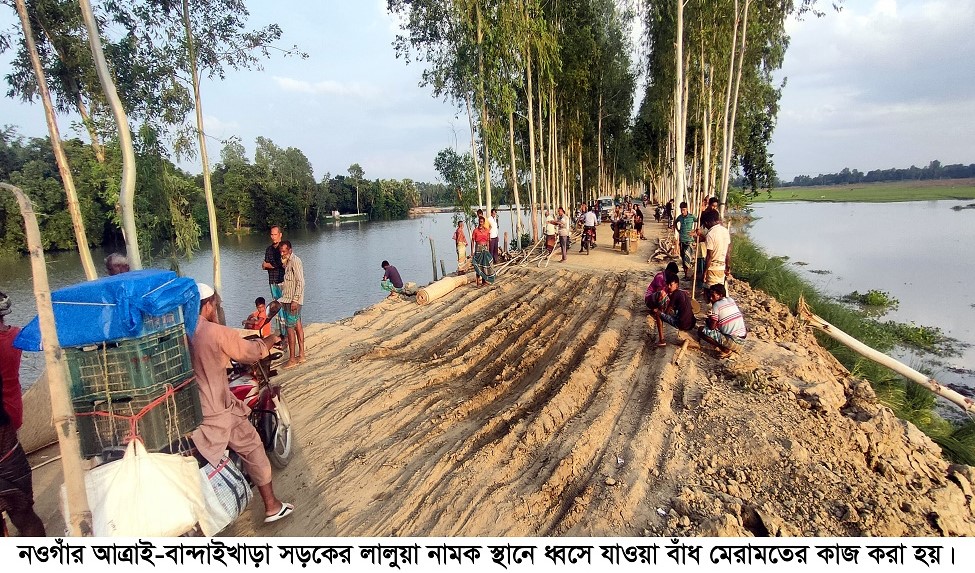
[731,236,974,465]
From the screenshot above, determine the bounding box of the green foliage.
[841,289,899,315]
[510,232,530,251]
[731,235,974,464]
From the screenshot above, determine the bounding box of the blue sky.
[1,0,972,183]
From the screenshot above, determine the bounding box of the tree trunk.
[719,0,750,218]
[476,2,492,213]
[507,110,522,237]
[32,12,106,164]
[673,0,687,208]
[181,0,223,323]
[718,0,742,219]
[465,93,483,208]
[79,0,141,269]
[2,182,92,536]
[597,92,603,197]
[524,27,539,241]
[15,0,97,280]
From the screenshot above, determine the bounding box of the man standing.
[380,260,404,297]
[0,293,45,536]
[699,283,747,358]
[649,273,696,347]
[278,240,305,368]
[453,220,468,274]
[488,208,500,263]
[555,207,571,262]
[190,284,293,524]
[261,226,285,338]
[674,202,696,279]
[703,211,731,294]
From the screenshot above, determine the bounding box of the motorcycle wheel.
[268,394,294,469]
[269,419,293,469]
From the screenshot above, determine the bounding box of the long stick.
[2,182,92,536]
[797,296,975,416]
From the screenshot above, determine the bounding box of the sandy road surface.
[24,222,975,537]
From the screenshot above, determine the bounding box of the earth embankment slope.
[221,230,975,537]
[25,225,975,536]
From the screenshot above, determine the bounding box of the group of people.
[261,226,305,369]
[454,209,501,286]
[645,196,746,359]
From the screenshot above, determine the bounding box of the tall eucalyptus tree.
[12,0,97,278]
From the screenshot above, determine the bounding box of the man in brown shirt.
[191,283,293,523]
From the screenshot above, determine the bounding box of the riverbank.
[758,178,975,203]
[22,221,975,536]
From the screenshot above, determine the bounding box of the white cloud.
[272,76,382,99]
[771,0,975,178]
[201,115,240,138]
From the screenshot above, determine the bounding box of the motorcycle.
[228,341,294,468]
[581,226,596,255]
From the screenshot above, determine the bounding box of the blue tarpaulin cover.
[14,270,200,351]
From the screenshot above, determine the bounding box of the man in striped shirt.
[699,283,747,358]
[278,240,305,368]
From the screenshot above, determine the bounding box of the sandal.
[264,502,294,523]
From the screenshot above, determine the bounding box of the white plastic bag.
[83,440,206,537]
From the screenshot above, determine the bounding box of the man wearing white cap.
[191,283,294,523]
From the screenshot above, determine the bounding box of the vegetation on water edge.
[753,179,975,203]
[731,236,975,465]
[840,289,899,316]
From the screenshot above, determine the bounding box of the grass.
[731,235,975,465]
[753,179,975,203]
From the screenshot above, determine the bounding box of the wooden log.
[416,274,471,306]
[672,340,690,366]
[797,295,975,415]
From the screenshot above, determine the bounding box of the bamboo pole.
[429,237,438,282]
[797,295,975,416]
[2,182,92,536]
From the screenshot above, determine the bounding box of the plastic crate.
[66,324,192,402]
[74,378,203,458]
[139,307,184,337]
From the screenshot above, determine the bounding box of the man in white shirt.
[488,208,500,263]
[702,211,731,293]
[582,204,599,249]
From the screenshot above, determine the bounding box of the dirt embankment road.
[27,222,975,536]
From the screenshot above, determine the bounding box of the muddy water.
[746,200,975,393]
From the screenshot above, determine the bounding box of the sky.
[0,0,973,184]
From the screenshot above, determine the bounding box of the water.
[746,200,975,394]
[0,209,535,385]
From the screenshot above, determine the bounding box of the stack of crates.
[66,307,202,458]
